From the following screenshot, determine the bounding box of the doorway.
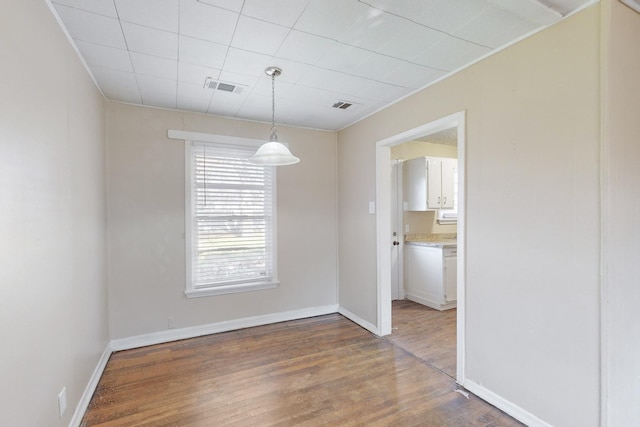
[375,111,466,385]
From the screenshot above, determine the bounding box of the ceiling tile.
[264,59,317,85]
[223,48,273,76]
[375,22,447,62]
[122,23,178,60]
[179,0,238,45]
[178,36,227,69]
[208,89,250,117]
[355,54,408,82]
[178,62,220,85]
[53,4,125,48]
[296,67,409,104]
[114,0,179,32]
[317,43,373,76]
[51,0,117,18]
[294,0,369,42]
[339,5,404,49]
[297,67,372,99]
[242,0,311,27]
[354,79,410,102]
[380,61,443,88]
[196,0,244,13]
[368,0,484,33]
[177,81,213,112]
[218,71,260,88]
[272,80,371,110]
[482,20,538,48]
[90,66,141,103]
[230,16,290,56]
[446,44,493,72]
[537,0,587,15]
[137,75,177,109]
[416,0,490,34]
[486,0,561,25]
[75,40,133,73]
[130,52,178,80]
[367,0,439,18]
[453,7,531,49]
[275,30,334,64]
[411,36,492,71]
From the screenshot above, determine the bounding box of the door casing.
[374,110,466,385]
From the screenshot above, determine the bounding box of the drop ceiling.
[48,0,593,131]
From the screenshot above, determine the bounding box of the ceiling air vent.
[333,101,352,109]
[332,100,361,110]
[203,77,246,94]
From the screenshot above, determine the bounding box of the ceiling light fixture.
[249,67,300,166]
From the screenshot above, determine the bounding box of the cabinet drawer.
[444,247,457,257]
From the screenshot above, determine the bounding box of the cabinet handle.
[437,196,441,205]
[443,196,447,205]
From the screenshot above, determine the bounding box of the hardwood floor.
[387,300,457,378]
[82,312,521,426]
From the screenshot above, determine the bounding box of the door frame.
[375,110,467,385]
[390,159,405,301]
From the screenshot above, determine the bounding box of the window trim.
[169,130,281,298]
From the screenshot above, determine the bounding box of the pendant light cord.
[270,72,278,142]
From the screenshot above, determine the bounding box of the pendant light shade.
[249,67,300,166]
[250,141,300,166]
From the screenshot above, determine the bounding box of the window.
[185,140,277,297]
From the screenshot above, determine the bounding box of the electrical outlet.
[405,224,410,233]
[168,316,175,329]
[58,387,67,418]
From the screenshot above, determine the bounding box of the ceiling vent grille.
[332,101,360,110]
[204,77,246,94]
[333,101,352,109]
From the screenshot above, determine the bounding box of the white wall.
[106,103,338,339]
[602,1,640,425]
[0,2,108,426]
[338,6,601,427]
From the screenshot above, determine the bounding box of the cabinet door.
[406,157,427,211]
[440,158,456,209]
[444,255,457,302]
[426,159,442,209]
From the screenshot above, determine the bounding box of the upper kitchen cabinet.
[405,157,457,211]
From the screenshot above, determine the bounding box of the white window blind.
[188,141,275,295]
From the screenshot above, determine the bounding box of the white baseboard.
[110,304,339,351]
[69,343,112,427]
[338,306,379,335]
[406,293,457,311]
[464,379,552,427]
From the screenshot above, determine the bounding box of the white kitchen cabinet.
[405,157,456,211]
[405,243,457,310]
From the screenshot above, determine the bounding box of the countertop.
[404,233,457,248]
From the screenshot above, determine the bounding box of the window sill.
[185,280,279,298]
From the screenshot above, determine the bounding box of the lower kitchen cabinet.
[405,243,457,310]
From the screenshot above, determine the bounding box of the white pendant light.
[249,67,300,166]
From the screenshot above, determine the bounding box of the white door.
[390,161,403,300]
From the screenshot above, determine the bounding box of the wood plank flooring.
[387,300,457,378]
[82,310,521,426]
